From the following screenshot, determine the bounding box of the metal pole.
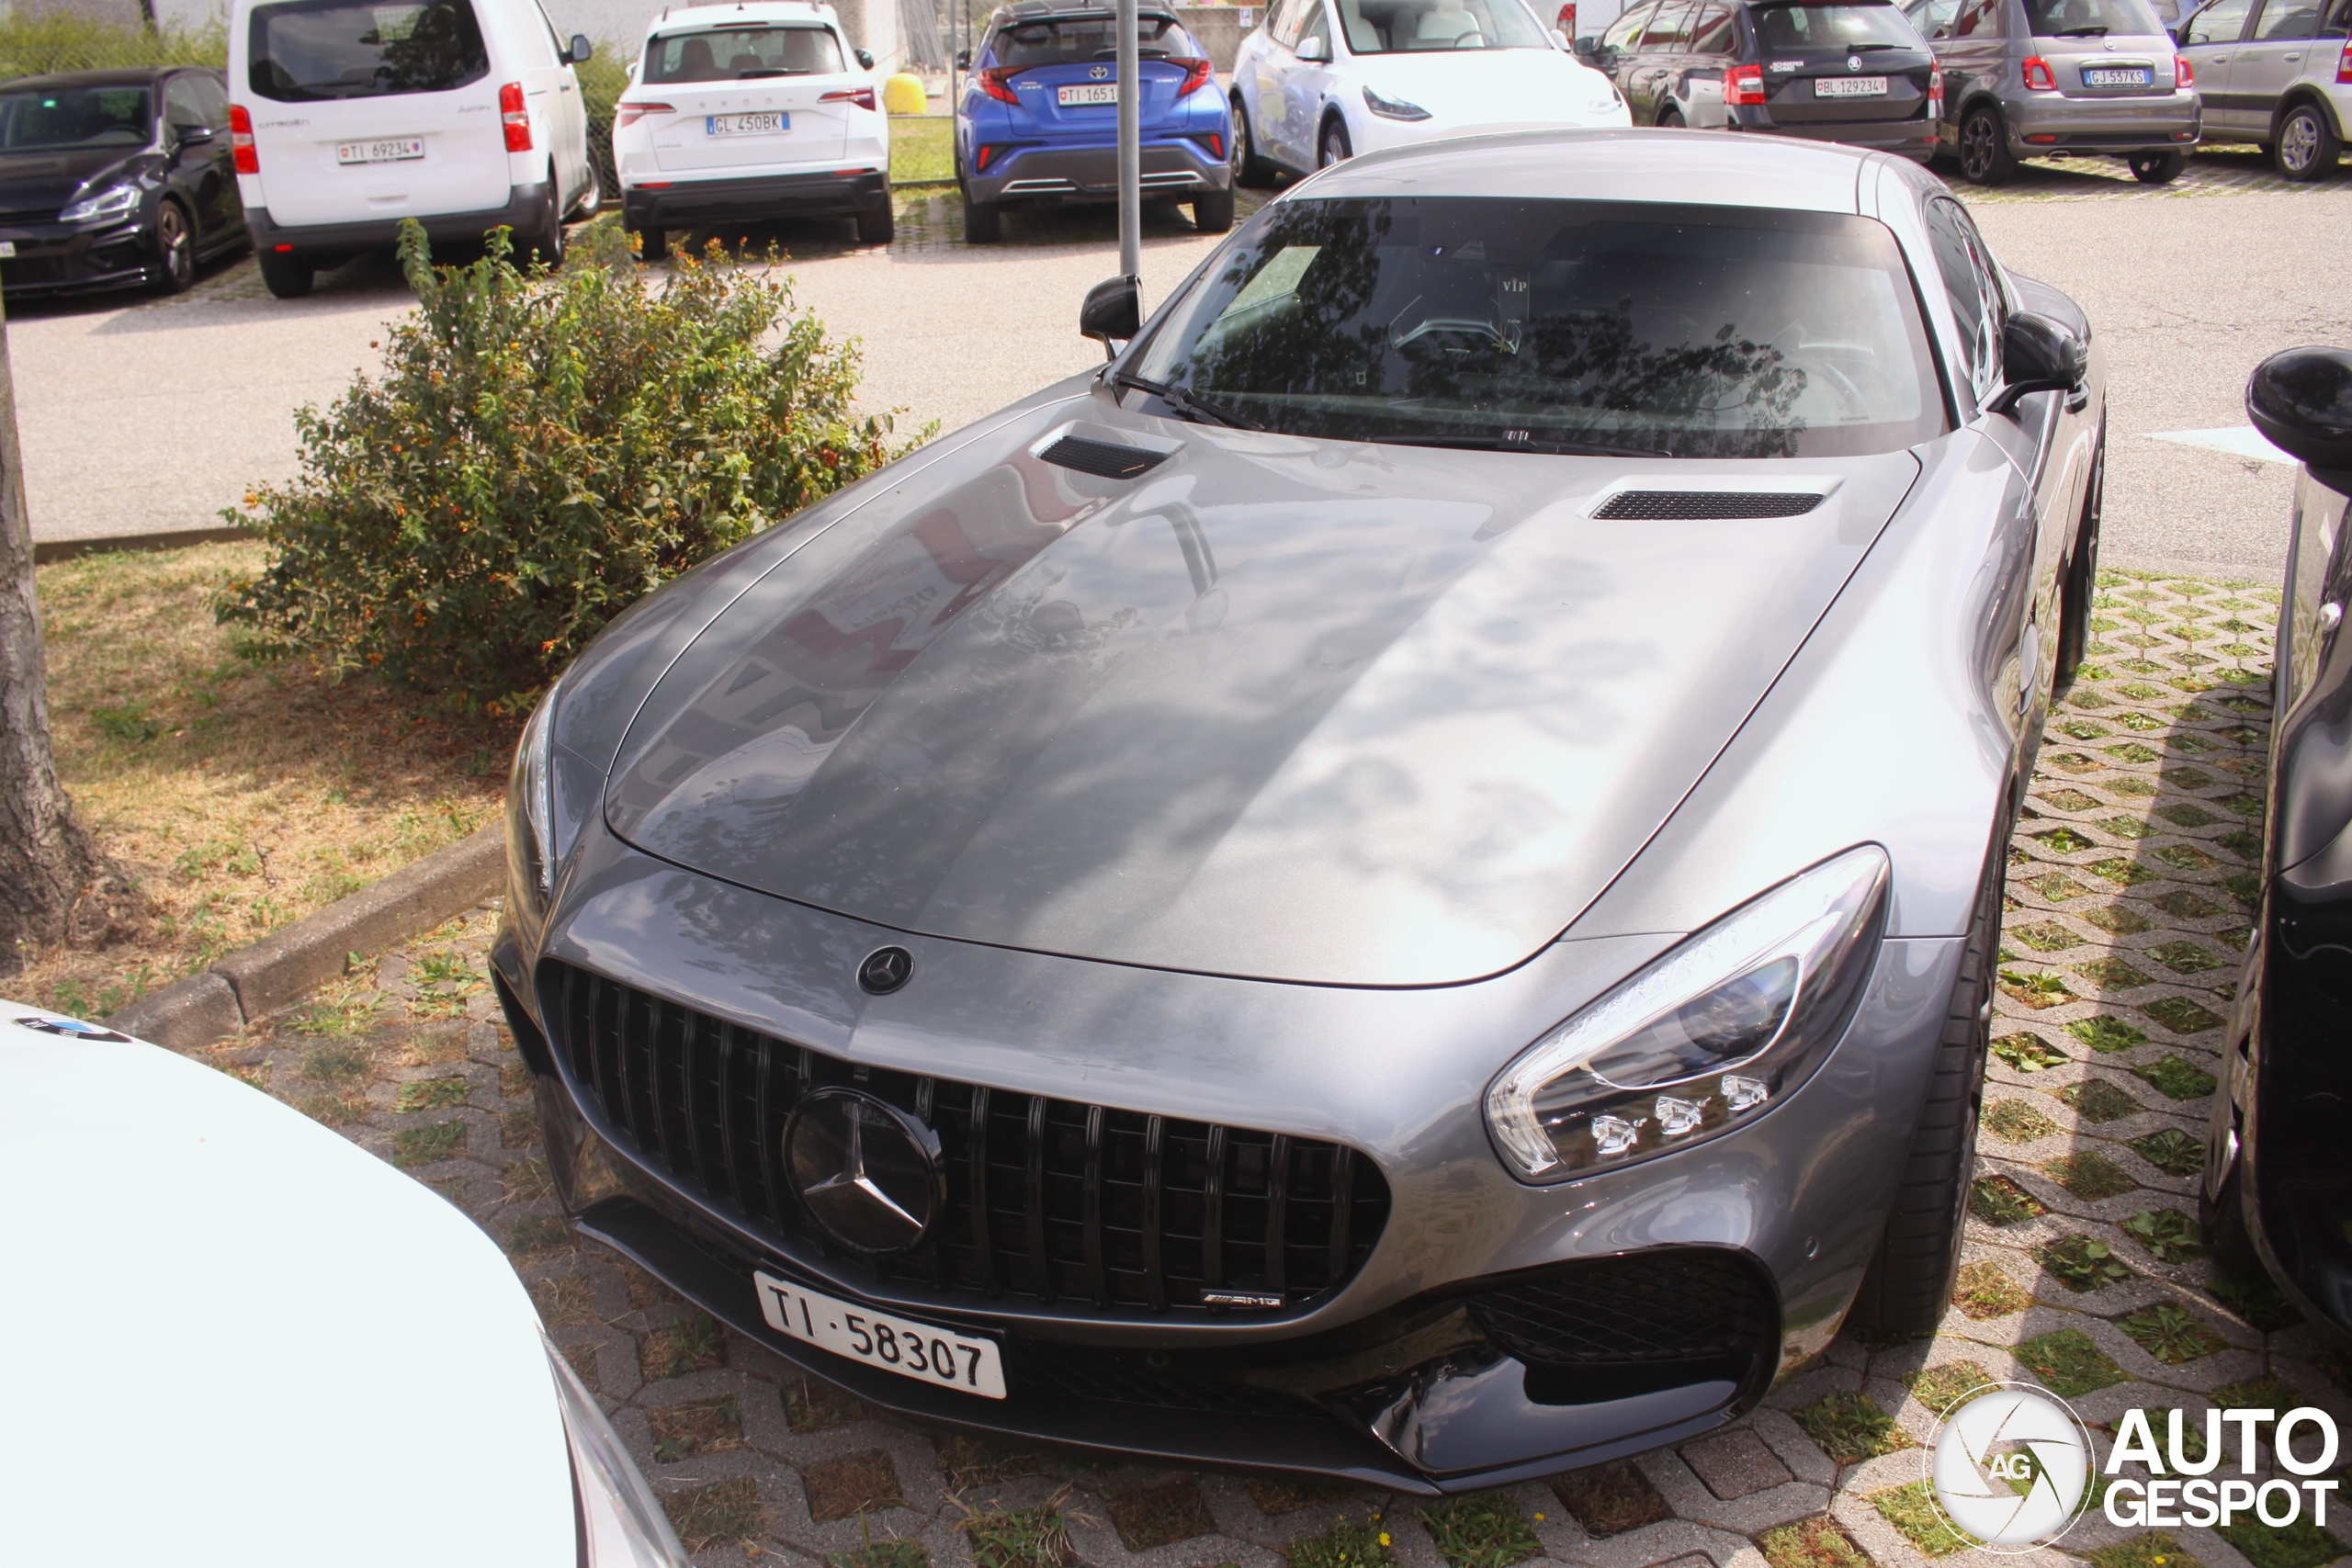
[1116,0,1140,282]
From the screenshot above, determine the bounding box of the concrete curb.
[107,822,507,1051]
[33,526,253,565]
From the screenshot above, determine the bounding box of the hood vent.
[1039,434,1169,481]
[1595,491,1824,520]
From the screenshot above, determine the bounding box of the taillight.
[975,142,1001,170]
[821,86,877,110]
[229,103,258,174]
[615,100,673,129]
[2022,55,2056,89]
[2337,39,2351,82]
[978,66,1023,104]
[1556,1,1577,33]
[1172,57,1213,96]
[1193,131,1224,159]
[499,81,532,151]
[1724,62,1766,105]
[2175,52,2195,87]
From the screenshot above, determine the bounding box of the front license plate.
[754,1271,1007,1398]
[1057,83,1119,105]
[707,112,786,135]
[336,137,424,164]
[2082,66,2154,86]
[1814,75,1889,97]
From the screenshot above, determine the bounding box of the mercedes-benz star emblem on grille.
[1090,63,1110,78]
[858,945,914,994]
[1848,54,1862,70]
[786,1089,944,1254]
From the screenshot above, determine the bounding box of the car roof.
[989,0,1183,27]
[0,66,203,90]
[1294,128,1871,215]
[647,0,842,30]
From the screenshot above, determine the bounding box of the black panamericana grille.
[542,961,1390,1315]
[1468,1249,1775,1367]
[1038,434,1168,480]
[1593,491,1825,520]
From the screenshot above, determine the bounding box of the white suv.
[230,0,600,298]
[612,0,893,256]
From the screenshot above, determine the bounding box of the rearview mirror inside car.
[1297,34,1331,60]
[1080,275,1142,356]
[1986,311,2086,413]
[2249,345,2352,473]
[570,33,593,62]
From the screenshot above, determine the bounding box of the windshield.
[988,15,1184,64]
[643,25,846,81]
[1754,2,1925,48]
[1335,0,1553,51]
[2022,0,2165,33]
[248,0,489,101]
[0,85,152,149]
[1130,197,1948,458]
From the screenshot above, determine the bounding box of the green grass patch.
[2016,1327,2128,1396]
[2211,1273,2301,1331]
[395,1077,469,1112]
[2122,1208,2204,1262]
[1793,1392,1911,1465]
[2000,968,2076,1007]
[889,114,954,183]
[2213,1375,2303,1410]
[1419,1493,1541,1568]
[2039,1234,2132,1292]
[2009,921,2084,953]
[2045,1151,2140,1201]
[1906,1360,1994,1416]
[1970,1174,2049,1224]
[1994,1032,2068,1071]
[1285,1517,1396,1568]
[1871,1481,1973,1556]
[665,1475,765,1556]
[2077,956,2154,990]
[2119,1303,2228,1364]
[1106,1479,1216,1552]
[1984,1099,2061,1143]
[1758,1517,1871,1568]
[2216,1519,2343,1568]
[2130,1127,2206,1175]
[2133,1055,2219,1100]
[2145,997,2227,1034]
[1952,1259,2033,1320]
[391,1119,465,1167]
[2070,1015,2151,1052]
[2061,1078,2143,1122]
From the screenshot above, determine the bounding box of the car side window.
[1926,196,2005,402]
[1690,3,1737,51]
[1602,1,1657,46]
[1272,0,1310,48]
[2324,0,2352,35]
[2251,0,2321,36]
[1907,0,1960,35]
[1641,0,1698,48]
[2182,0,2254,41]
[1951,0,2003,36]
[186,72,229,128]
[163,74,209,133]
[1296,1,1333,51]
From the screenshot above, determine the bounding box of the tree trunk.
[0,289,132,980]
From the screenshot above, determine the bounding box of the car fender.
[2274,85,2346,141]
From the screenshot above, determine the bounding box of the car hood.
[1354,49,1621,126]
[0,146,140,215]
[605,397,1921,986]
[0,1015,576,1567]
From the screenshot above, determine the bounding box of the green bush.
[0,13,227,76]
[220,220,922,710]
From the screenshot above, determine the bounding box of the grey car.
[2176,0,2350,179]
[493,129,2106,1491]
[1905,0,2201,181]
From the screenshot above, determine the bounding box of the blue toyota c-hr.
[956,0,1235,242]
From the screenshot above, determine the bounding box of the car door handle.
[2284,51,2301,59]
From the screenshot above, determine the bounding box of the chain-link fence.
[0,14,227,79]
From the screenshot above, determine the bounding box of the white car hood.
[1358,49,1623,129]
[0,1013,574,1568]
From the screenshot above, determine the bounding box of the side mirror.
[175,123,216,144]
[956,47,972,69]
[855,47,876,69]
[2249,346,2352,472]
[570,33,594,63]
[1080,274,1141,356]
[1576,32,1599,50]
[1985,310,2086,413]
[1296,34,1331,60]
[1552,27,1571,47]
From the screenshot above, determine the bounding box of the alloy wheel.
[154,202,194,293]
[1960,114,1995,180]
[2280,112,2320,175]
[1320,120,1351,168]
[1230,116,1249,182]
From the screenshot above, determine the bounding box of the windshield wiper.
[1376,433,1674,457]
[738,67,809,75]
[1108,371,1269,432]
[1847,40,1912,49]
[2052,24,2110,35]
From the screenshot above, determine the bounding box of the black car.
[1579,0,1940,159]
[0,68,245,299]
[2207,345,2352,1339]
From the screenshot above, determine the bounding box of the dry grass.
[21,542,509,1014]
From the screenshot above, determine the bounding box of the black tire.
[151,198,196,295]
[2130,149,2188,184]
[2274,101,2342,182]
[526,181,565,267]
[1193,186,1236,232]
[571,167,602,220]
[2052,418,2105,694]
[637,226,668,262]
[1658,106,1686,128]
[855,193,895,244]
[256,247,314,299]
[1845,807,2010,1337]
[1958,104,2017,185]
[2200,1150,2264,1280]
[1230,96,1276,186]
[961,187,1001,243]
[1319,115,1352,169]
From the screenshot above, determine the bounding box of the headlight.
[547,1337,691,1567]
[508,682,560,912]
[1363,85,1432,120]
[59,184,139,224]
[1485,844,1890,1183]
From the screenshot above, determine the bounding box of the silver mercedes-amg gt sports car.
[494,128,2105,1492]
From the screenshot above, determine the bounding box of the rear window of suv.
[642,25,847,82]
[989,14,1184,65]
[2021,0,2165,34]
[247,0,490,101]
[1752,2,1923,49]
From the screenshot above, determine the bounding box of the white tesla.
[1229,0,1630,178]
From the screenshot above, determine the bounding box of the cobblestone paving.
[187,569,2352,1568]
[1953,145,2346,204]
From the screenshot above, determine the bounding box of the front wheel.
[1658,106,1686,128]
[1958,105,2017,185]
[2130,149,2188,184]
[526,182,566,267]
[256,247,313,299]
[151,199,196,294]
[1318,116,1352,169]
[2274,102,2342,182]
[1230,98,1276,186]
[1193,187,1235,233]
[2052,419,2105,693]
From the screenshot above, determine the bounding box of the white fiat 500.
[1229,0,1631,178]
[613,0,891,257]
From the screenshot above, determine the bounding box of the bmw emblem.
[1848,53,1863,70]
[786,1089,944,1254]
[858,945,913,995]
[1090,63,1110,79]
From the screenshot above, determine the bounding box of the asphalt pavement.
[15,164,2351,583]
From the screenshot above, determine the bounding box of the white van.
[229,0,600,297]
